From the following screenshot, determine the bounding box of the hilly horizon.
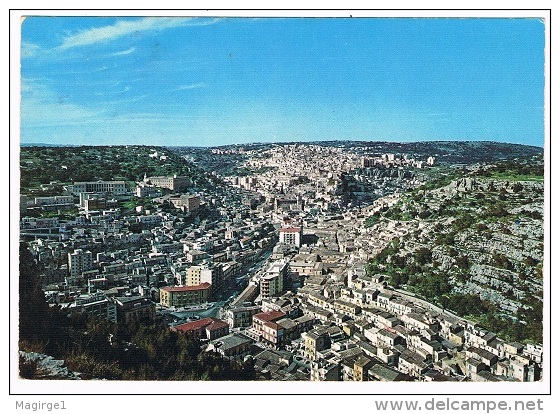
[20,139,544,150]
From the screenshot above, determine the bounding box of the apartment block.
[159,283,211,307]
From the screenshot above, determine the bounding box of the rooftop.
[280,227,301,233]
[211,333,253,351]
[369,364,409,382]
[254,310,286,322]
[161,283,211,292]
[172,317,228,333]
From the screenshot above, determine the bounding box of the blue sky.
[20,16,545,147]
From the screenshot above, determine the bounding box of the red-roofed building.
[252,310,286,347]
[254,310,286,323]
[171,317,229,340]
[262,320,285,347]
[159,283,211,308]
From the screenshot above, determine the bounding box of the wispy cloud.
[57,17,221,50]
[21,78,106,127]
[94,86,131,96]
[176,82,207,91]
[104,94,149,105]
[21,41,41,58]
[110,47,136,56]
[20,78,196,129]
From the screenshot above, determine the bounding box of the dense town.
[19,144,543,382]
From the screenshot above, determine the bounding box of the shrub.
[414,247,433,266]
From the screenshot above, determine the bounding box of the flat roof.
[212,333,252,350]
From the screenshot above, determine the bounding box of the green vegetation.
[120,200,138,210]
[366,235,542,344]
[452,213,476,231]
[367,245,453,300]
[492,253,514,271]
[490,173,543,181]
[440,293,490,316]
[364,214,381,228]
[409,271,452,301]
[413,247,432,266]
[20,146,207,194]
[438,298,535,346]
[473,157,544,181]
[464,309,542,345]
[455,255,470,270]
[172,148,277,177]
[364,156,543,345]
[25,208,80,220]
[373,200,416,222]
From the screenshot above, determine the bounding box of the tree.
[524,256,537,267]
[416,210,428,219]
[453,213,476,231]
[492,253,514,271]
[392,255,407,269]
[440,293,489,317]
[390,272,409,288]
[19,243,51,345]
[414,247,433,266]
[364,215,380,228]
[456,255,470,270]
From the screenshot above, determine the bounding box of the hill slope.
[365,155,544,344]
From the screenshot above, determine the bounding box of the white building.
[145,175,190,191]
[68,180,128,196]
[68,249,93,279]
[260,260,289,298]
[32,195,74,206]
[279,226,303,247]
[135,185,163,198]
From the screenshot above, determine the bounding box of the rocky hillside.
[365,156,544,344]
[19,351,82,380]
